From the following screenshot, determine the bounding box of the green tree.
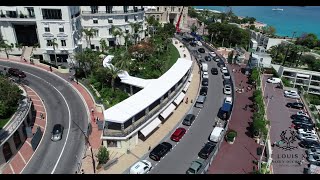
[96,146,109,164]
[0,76,22,118]
[0,40,13,59]
[99,39,108,53]
[262,26,276,36]
[227,51,234,64]
[249,24,255,30]
[111,25,123,47]
[188,6,198,18]
[129,22,143,45]
[47,38,58,66]
[82,28,97,48]
[106,65,122,91]
[163,23,176,36]
[296,33,318,49]
[15,43,23,51]
[190,23,198,33]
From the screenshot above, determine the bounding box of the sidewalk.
[208,64,260,174]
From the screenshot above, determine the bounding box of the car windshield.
[187,168,195,174]
[141,161,149,166]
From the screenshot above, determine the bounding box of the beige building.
[144,6,188,27]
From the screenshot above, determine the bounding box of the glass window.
[47,40,52,46]
[123,6,129,13]
[42,9,62,20]
[59,27,64,32]
[90,6,98,13]
[44,27,50,32]
[26,7,35,17]
[61,40,66,46]
[157,7,159,11]
[109,28,112,35]
[93,19,98,24]
[106,6,113,13]
[108,19,113,23]
[125,15,128,22]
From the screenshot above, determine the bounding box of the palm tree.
[295,45,310,67]
[0,40,13,59]
[106,65,122,91]
[47,38,58,66]
[123,33,131,51]
[113,52,131,71]
[82,28,97,48]
[130,22,143,44]
[111,25,123,47]
[99,39,108,53]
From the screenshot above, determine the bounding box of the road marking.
[33,104,44,107]
[25,140,32,147]
[34,123,45,130]
[36,110,46,114]
[18,151,27,165]
[27,94,38,97]
[9,163,15,174]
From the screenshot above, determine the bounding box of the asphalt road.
[0,61,88,174]
[124,40,226,174]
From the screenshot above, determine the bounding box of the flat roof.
[283,66,320,76]
[104,58,192,123]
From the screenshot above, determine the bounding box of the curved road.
[0,61,88,174]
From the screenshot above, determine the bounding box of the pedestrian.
[270,95,274,100]
[49,66,52,72]
[244,104,248,111]
[185,97,189,104]
[148,146,151,151]
[91,108,94,114]
[81,169,85,174]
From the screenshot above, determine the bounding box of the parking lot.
[263,75,308,174]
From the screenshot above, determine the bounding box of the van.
[129,160,152,174]
[195,95,206,108]
[201,63,208,72]
[209,127,224,142]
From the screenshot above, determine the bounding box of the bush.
[226,130,237,141]
[60,65,68,69]
[310,105,316,111]
[96,146,109,164]
[307,94,320,105]
[281,77,292,87]
[316,123,320,130]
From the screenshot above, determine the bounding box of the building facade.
[0,6,82,63]
[80,6,146,49]
[249,30,287,50]
[144,6,188,27]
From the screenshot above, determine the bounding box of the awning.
[188,74,193,82]
[297,73,310,78]
[173,92,185,106]
[108,18,113,20]
[93,18,98,20]
[183,82,191,92]
[160,103,176,120]
[3,6,17,11]
[140,118,161,137]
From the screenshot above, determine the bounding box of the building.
[144,6,188,27]
[80,6,146,49]
[249,30,287,50]
[0,6,82,63]
[273,64,320,95]
[248,52,272,68]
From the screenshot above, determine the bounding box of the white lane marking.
[20,85,48,174]
[27,94,37,97]
[33,104,44,107]
[18,151,27,165]
[9,163,15,174]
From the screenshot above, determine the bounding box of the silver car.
[224,85,232,95]
[297,133,319,141]
[308,154,320,164]
[307,148,320,156]
[285,92,300,99]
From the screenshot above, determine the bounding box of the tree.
[99,39,108,53]
[47,38,58,66]
[129,22,143,45]
[227,51,234,64]
[111,25,123,47]
[0,76,22,118]
[15,43,23,51]
[262,26,276,36]
[248,17,256,24]
[300,54,316,68]
[249,24,255,30]
[106,65,122,91]
[163,23,176,36]
[82,28,97,48]
[0,40,13,59]
[190,23,198,33]
[96,146,109,164]
[296,33,318,49]
[113,52,132,71]
[188,7,198,18]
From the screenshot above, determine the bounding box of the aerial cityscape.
[0,6,319,174]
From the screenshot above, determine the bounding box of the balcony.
[82,9,144,16]
[0,14,36,22]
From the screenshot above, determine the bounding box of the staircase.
[21,46,33,61]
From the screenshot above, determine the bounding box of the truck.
[201,63,208,72]
[217,102,232,120]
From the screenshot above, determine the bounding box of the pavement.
[262,75,307,174]
[208,64,261,174]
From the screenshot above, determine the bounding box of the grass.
[0,117,11,129]
[165,43,180,71]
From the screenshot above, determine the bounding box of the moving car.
[170,127,186,142]
[297,133,319,141]
[267,77,281,84]
[224,84,232,95]
[149,142,172,161]
[200,87,208,96]
[202,78,209,86]
[217,61,225,68]
[51,124,64,142]
[198,142,216,159]
[297,110,309,117]
[224,96,233,104]
[298,128,316,135]
[186,160,204,174]
[202,72,209,79]
[223,72,231,79]
[214,57,220,62]
[8,68,26,78]
[211,68,218,75]
[286,102,304,109]
[129,160,152,174]
[307,148,320,156]
[221,67,228,74]
[308,154,320,164]
[189,42,197,47]
[198,48,205,53]
[182,114,196,126]
[204,56,212,61]
[299,140,320,149]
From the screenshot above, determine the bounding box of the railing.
[0,14,35,19]
[81,10,143,15]
[0,97,31,145]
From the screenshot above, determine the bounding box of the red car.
[8,68,26,78]
[170,127,186,142]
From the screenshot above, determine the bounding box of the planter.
[227,137,235,144]
[226,130,237,144]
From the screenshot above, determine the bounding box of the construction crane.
[175,6,184,33]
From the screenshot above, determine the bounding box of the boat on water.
[272,8,284,11]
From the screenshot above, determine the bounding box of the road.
[124,39,226,174]
[0,61,88,174]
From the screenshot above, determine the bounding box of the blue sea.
[194,6,320,38]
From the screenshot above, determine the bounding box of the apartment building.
[249,30,287,50]
[144,6,188,27]
[0,6,82,63]
[80,6,146,49]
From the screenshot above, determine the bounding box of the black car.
[291,114,311,121]
[51,124,64,141]
[217,61,225,68]
[299,140,320,149]
[198,48,205,53]
[8,68,26,78]
[200,87,208,96]
[202,78,209,86]
[211,68,218,75]
[204,56,212,61]
[294,123,315,130]
[286,102,304,109]
[198,142,216,159]
[292,120,314,127]
[190,42,197,47]
[182,114,196,126]
[223,79,231,86]
[149,142,172,161]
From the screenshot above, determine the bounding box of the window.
[126,29,129,33]
[106,6,113,13]
[134,15,137,21]
[90,44,95,49]
[61,40,66,46]
[123,6,129,13]
[93,19,98,24]
[59,27,64,32]
[26,7,35,17]
[171,7,175,11]
[42,9,62,20]
[109,28,112,35]
[108,19,113,23]
[134,6,138,12]
[165,7,167,11]
[44,27,50,32]
[94,30,99,37]
[157,7,159,11]
[91,6,98,14]
[47,40,52,46]
[96,46,99,51]
[125,15,128,22]
[7,11,17,18]
[179,8,181,12]
[156,16,160,21]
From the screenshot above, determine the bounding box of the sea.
[194,6,320,38]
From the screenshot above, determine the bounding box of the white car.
[284,93,300,99]
[297,133,319,141]
[224,85,232,95]
[308,154,320,164]
[297,110,309,117]
[221,67,228,74]
[267,77,281,84]
[224,96,233,104]
[129,160,152,174]
[298,128,316,135]
[307,148,320,156]
[202,72,209,79]
[285,90,298,95]
[223,72,231,79]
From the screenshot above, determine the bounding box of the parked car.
[51,124,64,142]
[217,61,225,68]
[307,148,320,156]
[223,79,231,86]
[129,160,152,174]
[298,128,316,135]
[297,110,309,118]
[267,77,281,84]
[211,68,218,75]
[214,57,220,62]
[204,56,212,61]
[223,72,231,79]
[291,114,311,121]
[295,124,315,130]
[189,42,197,47]
[285,90,298,95]
[292,120,314,127]
[8,68,26,78]
[182,114,196,126]
[186,160,204,174]
[200,87,208,96]
[149,142,172,161]
[202,78,209,86]
[202,72,209,79]
[224,84,232,95]
[224,96,233,104]
[285,93,300,99]
[286,102,304,109]
[299,140,320,149]
[198,142,216,159]
[221,67,228,74]
[198,48,205,53]
[308,154,320,164]
[297,133,319,141]
[170,127,186,142]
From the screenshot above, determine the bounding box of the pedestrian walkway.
[208,64,260,174]
[1,86,46,174]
